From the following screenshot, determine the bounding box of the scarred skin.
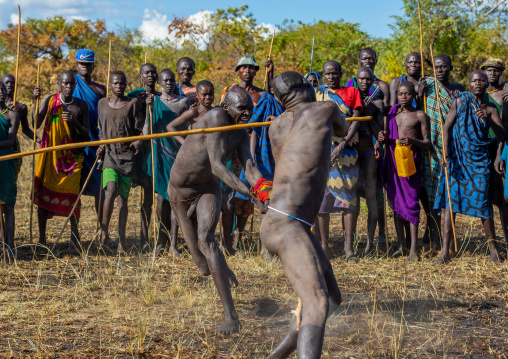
[378,82,431,261]
[169,87,264,335]
[389,52,427,108]
[0,81,20,259]
[1,74,35,142]
[261,72,347,359]
[356,67,384,256]
[436,70,506,265]
[33,71,90,254]
[358,49,390,108]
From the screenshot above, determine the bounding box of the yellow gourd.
[394,140,416,177]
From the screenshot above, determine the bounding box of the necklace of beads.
[60,93,74,105]
[0,108,8,115]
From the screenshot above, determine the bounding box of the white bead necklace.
[60,93,74,105]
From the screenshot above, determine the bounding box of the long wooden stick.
[149,103,157,261]
[0,117,371,162]
[418,1,433,183]
[0,205,5,263]
[51,156,99,252]
[12,5,21,106]
[106,39,111,97]
[29,64,40,244]
[263,29,275,90]
[430,43,457,252]
[309,38,315,73]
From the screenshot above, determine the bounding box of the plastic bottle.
[394,140,416,177]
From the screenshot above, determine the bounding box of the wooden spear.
[106,39,111,98]
[12,5,21,106]
[149,101,157,261]
[51,156,100,252]
[0,117,372,162]
[429,42,458,252]
[263,29,275,90]
[29,64,40,243]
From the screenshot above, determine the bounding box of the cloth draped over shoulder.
[345,77,383,101]
[73,74,102,196]
[423,77,462,204]
[34,94,83,217]
[147,96,182,202]
[501,144,508,201]
[400,74,419,109]
[0,114,17,207]
[434,92,493,219]
[383,105,422,225]
[315,85,358,208]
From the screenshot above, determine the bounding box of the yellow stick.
[263,29,275,90]
[12,5,21,106]
[51,156,99,252]
[0,117,371,162]
[144,52,147,64]
[430,43,458,252]
[106,39,111,97]
[29,64,40,244]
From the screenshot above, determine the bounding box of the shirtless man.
[0,82,20,259]
[389,52,427,108]
[260,71,347,358]
[358,48,390,108]
[354,67,384,254]
[169,86,266,334]
[1,74,36,141]
[33,71,90,253]
[379,82,431,261]
[127,63,161,250]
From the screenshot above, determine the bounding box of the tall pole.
[106,39,111,98]
[29,64,40,244]
[263,29,275,90]
[149,103,157,263]
[309,38,315,73]
[13,5,21,106]
[430,42,458,252]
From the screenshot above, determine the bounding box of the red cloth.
[334,87,363,113]
[253,178,273,203]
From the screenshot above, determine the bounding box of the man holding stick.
[434,70,506,264]
[169,86,268,334]
[33,71,90,254]
[73,49,107,213]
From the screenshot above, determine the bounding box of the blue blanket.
[434,92,493,219]
[73,74,102,196]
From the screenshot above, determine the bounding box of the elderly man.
[72,49,106,212]
[434,70,506,264]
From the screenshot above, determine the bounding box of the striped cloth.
[423,77,463,204]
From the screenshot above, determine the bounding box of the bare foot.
[117,245,127,256]
[218,318,240,335]
[489,249,504,263]
[345,255,359,263]
[434,252,451,265]
[390,247,409,258]
[422,248,440,259]
[227,267,239,288]
[407,251,420,262]
[168,246,181,257]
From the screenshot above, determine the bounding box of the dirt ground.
[1,136,508,358]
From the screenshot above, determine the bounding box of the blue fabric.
[76,49,95,62]
[434,92,493,219]
[73,74,102,196]
[235,92,284,200]
[502,144,508,201]
[400,74,419,109]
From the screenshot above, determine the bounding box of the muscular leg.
[195,185,240,334]
[68,216,81,254]
[140,178,153,250]
[420,187,441,252]
[435,208,454,264]
[482,217,503,263]
[315,214,332,258]
[37,207,49,246]
[408,222,419,261]
[3,205,15,258]
[361,153,378,255]
[262,214,341,359]
[220,190,235,255]
[169,211,180,256]
[101,181,118,247]
[155,194,171,255]
[343,209,358,262]
[117,194,128,254]
[233,211,250,251]
[94,194,104,217]
[391,215,408,258]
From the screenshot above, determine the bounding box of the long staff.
[0,205,5,263]
[418,1,433,183]
[263,29,275,90]
[0,117,372,162]
[309,38,315,73]
[51,156,99,252]
[149,103,157,262]
[429,42,457,252]
[12,6,21,106]
[29,64,40,243]
[106,39,111,97]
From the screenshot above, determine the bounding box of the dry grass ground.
[1,136,508,358]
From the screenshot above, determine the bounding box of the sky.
[0,0,405,41]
